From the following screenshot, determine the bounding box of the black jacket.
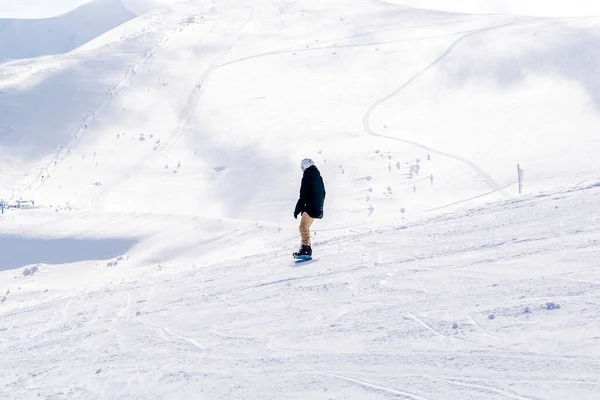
[294,165,326,219]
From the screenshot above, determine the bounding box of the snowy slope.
[2,183,600,399]
[1,0,600,398]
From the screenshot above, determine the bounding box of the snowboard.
[293,254,312,263]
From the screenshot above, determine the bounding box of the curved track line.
[443,379,535,400]
[210,329,259,341]
[158,325,207,350]
[408,314,474,344]
[117,292,132,318]
[363,23,515,192]
[315,372,432,400]
[216,26,496,70]
[422,181,516,213]
[469,313,500,339]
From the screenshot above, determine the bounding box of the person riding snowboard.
[293,158,326,258]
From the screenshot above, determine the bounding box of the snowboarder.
[293,158,326,258]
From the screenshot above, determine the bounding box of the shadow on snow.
[0,235,136,271]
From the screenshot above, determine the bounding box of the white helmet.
[301,158,315,171]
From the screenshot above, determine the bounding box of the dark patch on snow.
[23,265,39,276]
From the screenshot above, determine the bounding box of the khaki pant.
[299,212,314,246]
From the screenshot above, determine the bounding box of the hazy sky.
[0,0,93,18]
[0,0,179,18]
[385,0,600,17]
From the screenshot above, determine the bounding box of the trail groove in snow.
[156,325,207,350]
[315,372,433,400]
[117,291,132,318]
[216,24,504,70]
[441,378,536,400]
[363,22,516,192]
[469,313,500,339]
[408,314,474,345]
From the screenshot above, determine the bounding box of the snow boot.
[293,244,312,258]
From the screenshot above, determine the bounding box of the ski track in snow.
[216,22,494,70]
[154,325,207,350]
[441,378,536,400]
[116,291,132,318]
[422,181,517,213]
[363,22,517,193]
[315,372,433,400]
[408,313,475,345]
[469,313,500,340]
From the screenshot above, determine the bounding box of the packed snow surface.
[1,0,600,399]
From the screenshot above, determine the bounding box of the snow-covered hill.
[2,0,599,220]
[0,0,137,61]
[1,0,600,398]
